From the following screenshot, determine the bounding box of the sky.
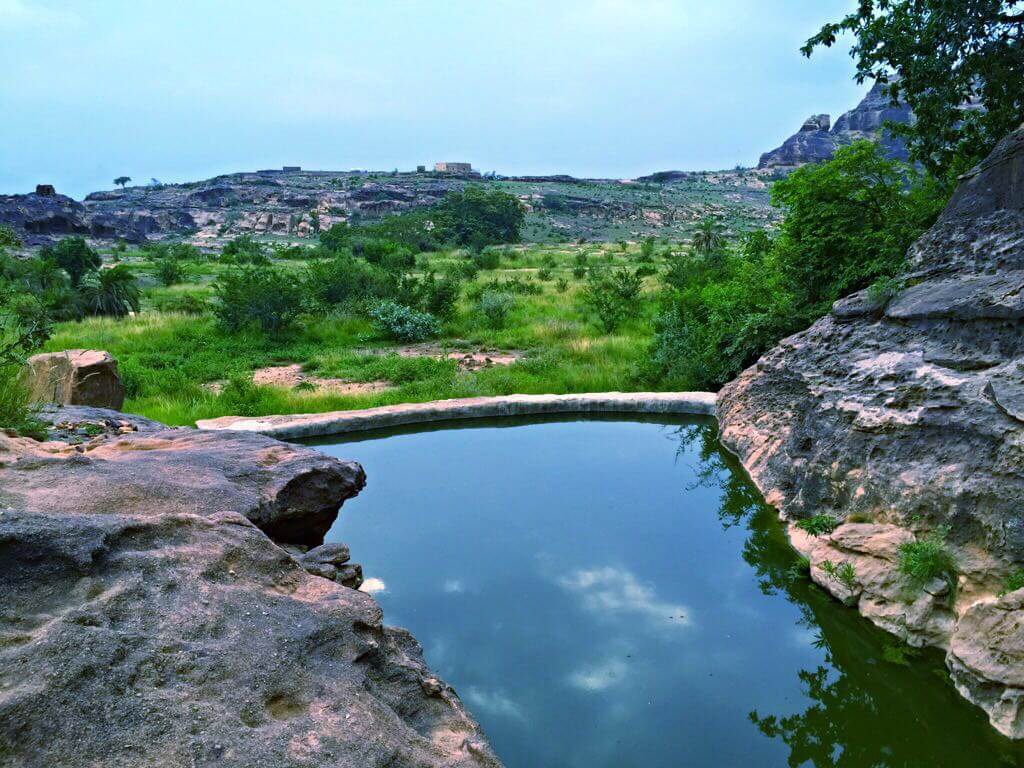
[0,0,864,198]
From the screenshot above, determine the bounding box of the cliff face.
[0,407,501,767]
[759,81,913,169]
[720,125,1024,737]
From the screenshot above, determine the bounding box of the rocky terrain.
[719,124,1024,737]
[0,406,501,767]
[758,81,913,169]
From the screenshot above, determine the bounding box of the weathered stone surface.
[720,125,1024,737]
[759,81,913,169]
[197,391,717,439]
[0,408,500,766]
[23,349,126,410]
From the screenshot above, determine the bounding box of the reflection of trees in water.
[675,422,1024,768]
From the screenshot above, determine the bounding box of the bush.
[898,528,956,590]
[304,255,389,311]
[581,267,643,332]
[555,277,569,293]
[155,257,188,286]
[866,276,905,309]
[221,235,269,265]
[213,266,306,333]
[368,301,440,342]
[151,292,209,315]
[471,248,500,271]
[41,237,101,287]
[1000,569,1024,597]
[359,238,415,270]
[0,364,46,440]
[77,266,141,317]
[796,515,839,537]
[421,273,461,319]
[477,291,516,329]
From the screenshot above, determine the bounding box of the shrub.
[77,266,141,317]
[537,267,552,281]
[639,237,656,262]
[213,267,305,333]
[471,248,500,271]
[221,235,269,265]
[477,291,516,329]
[359,238,415,270]
[368,301,440,342]
[555,277,569,293]
[41,237,101,287]
[155,257,188,286]
[319,222,352,252]
[821,560,858,591]
[581,267,643,332]
[866,275,905,309]
[151,292,209,315]
[304,255,388,311]
[421,273,461,319]
[0,364,46,439]
[898,527,957,590]
[796,515,839,537]
[1000,569,1024,597]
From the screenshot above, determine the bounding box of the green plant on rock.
[897,526,956,591]
[999,569,1024,597]
[821,560,858,591]
[796,514,840,537]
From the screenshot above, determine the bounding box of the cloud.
[0,0,78,27]
[463,688,526,723]
[568,658,629,692]
[359,577,387,594]
[558,566,692,629]
[443,579,465,594]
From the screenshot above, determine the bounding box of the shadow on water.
[306,416,1024,768]
[680,421,1024,768]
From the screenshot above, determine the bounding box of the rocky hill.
[719,124,1024,737]
[758,81,913,169]
[0,169,776,247]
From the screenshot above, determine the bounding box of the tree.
[77,265,141,317]
[803,0,1024,178]
[41,237,101,287]
[430,187,525,246]
[213,267,305,333]
[114,176,131,189]
[581,267,644,332]
[691,217,726,255]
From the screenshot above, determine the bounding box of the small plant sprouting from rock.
[796,514,839,537]
[897,526,956,592]
[820,559,858,591]
[999,568,1024,597]
[786,555,811,582]
[866,275,904,310]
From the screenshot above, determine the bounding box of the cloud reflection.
[558,567,692,629]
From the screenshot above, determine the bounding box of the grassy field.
[45,241,674,426]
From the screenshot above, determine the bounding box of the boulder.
[719,124,1024,737]
[23,349,126,411]
[0,408,500,767]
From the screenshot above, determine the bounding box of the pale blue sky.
[1,0,862,198]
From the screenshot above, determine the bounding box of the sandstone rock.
[0,407,500,767]
[759,81,913,169]
[719,124,1024,737]
[24,349,126,410]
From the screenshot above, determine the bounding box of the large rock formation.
[719,125,1024,737]
[0,191,155,246]
[759,81,913,169]
[23,349,126,410]
[0,407,501,767]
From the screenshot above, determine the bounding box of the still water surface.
[311,417,1024,768]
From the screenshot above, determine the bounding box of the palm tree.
[692,217,727,255]
[77,266,140,317]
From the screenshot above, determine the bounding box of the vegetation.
[821,560,858,591]
[804,0,1024,179]
[897,527,957,591]
[1000,569,1024,597]
[645,141,947,391]
[114,176,131,189]
[796,515,840,537]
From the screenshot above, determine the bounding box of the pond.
[310,416,1024,768]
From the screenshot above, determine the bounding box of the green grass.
[897,528,957,591]
[45,243,669,426]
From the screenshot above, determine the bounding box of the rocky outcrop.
[719,125,1024,737]
[0,192,154,246]
[23,349,126,410]
[759,81,913,169]
[0,407,501,767]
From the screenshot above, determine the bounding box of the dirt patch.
[359,343,524,372]
[204,365,391,395]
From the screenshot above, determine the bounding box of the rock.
[0,407,500,767]
[23,350,126,411]
[759,81,913,169]
[719,124,1024,737]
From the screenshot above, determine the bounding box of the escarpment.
[719,125,1024,738]
[0,407,501,767]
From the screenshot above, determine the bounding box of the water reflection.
[679,421,1024,768]
[312,417,1024,768]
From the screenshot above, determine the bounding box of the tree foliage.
[803,0,1024,176]
[430,187,525,247]
[41,237,101,287]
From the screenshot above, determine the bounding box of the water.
[310,417,1024,768]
